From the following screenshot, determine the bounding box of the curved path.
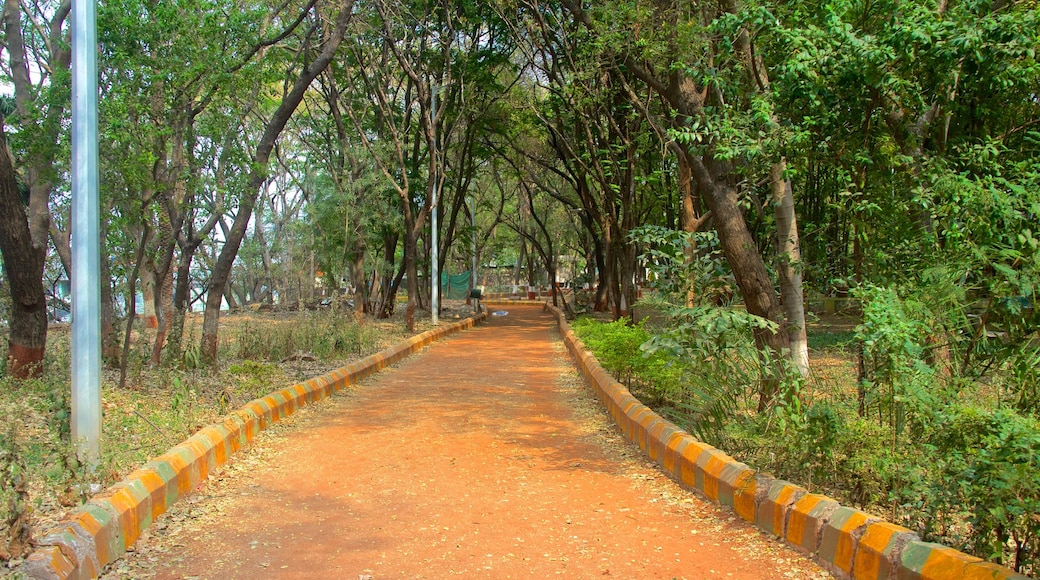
[124,305,826,579]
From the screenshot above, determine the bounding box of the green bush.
[226,360,284,403]
[924,406,1039,574]
[570,308,770,446]
[570,317,683,403]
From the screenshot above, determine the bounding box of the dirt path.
[105,305,828,580]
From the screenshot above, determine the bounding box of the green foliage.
[0,422,32,561]
[1006,345,1040,417]
[572,301,777,446]
[629,225,732,305]
[597,216,1040,571]
[924,407,1040,573]
[737,403,893,506]
[854,285,941,438]
[226,360,282,404]
[570,316,682,404]
[806,330,856,351]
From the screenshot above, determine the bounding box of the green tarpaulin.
[440,271,473,300]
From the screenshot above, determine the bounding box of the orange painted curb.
[545,302,1029,580]
[786,493,840,554]
[756,479,805,538]
[852,521,918,580]
[22,313,488,580]
[819,506,876,576]
[662,431,691,477]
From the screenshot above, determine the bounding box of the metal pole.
[430,83,439,325]
[71,0,101,469]
[470,195,477,297]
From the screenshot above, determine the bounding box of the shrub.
[925,406,1039,574]
[570,316,683,403]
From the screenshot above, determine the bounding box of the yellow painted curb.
[542,303,1029,580]
[23,312,488,579]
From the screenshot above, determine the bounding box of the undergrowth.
[572,306,1039,575]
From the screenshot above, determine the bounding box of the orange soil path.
[144,305,826,579]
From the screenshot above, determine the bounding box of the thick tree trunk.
[120,226,149,389]
[598,220,619,315]
[253,196,275,305]
[559,0,801,400]
[224,284,240,311]
[348,243,367,318]
[201,1,354,363]
[140,262,158,328]
[728,7,811,378]
[403,228,418,331]
[703,174,789,408]
[770,162,809,377]
[377,231,399,318]
[382,260,406,319]
[0,126,47,378]
[513,237,526,288]
[151,264,174,364]
[167,242,199,363]
[1,0,71,377]
[592,236,609,311]
[99,243,120,364]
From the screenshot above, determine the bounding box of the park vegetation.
[0,0,1037,573]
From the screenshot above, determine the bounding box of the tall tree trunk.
[167,242,199,363]
[0,125,47,378]
[513,237,526,288]
[377,231,399,318]
[151,264,174,364]
[349,249,367,319]
[1,0,70,378]
[728,4,811,378]
[253,194,275,304]
[770,162,809,377]
[201,1,355,363]
[591,235,608,310]
[700,167,789,409]
[403,227,418,331]
[224,284,239,311]
[560,0,800,403]
[99,240,120,364]
[598,219,618,314]
[120,226,150,389]
[140,261,159,328]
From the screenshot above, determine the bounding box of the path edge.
[22,312,488,580]
[544,303,1030,580]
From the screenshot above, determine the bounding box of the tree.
[0,0,72,376]
[201,0,356,362]
[0,117,46,377]
[553,0,809,399]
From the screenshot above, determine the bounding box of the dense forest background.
[0,0,1037,573]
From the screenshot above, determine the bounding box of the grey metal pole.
[430,83,439,325]
[470,195,477,296]
[71,0,102,469]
